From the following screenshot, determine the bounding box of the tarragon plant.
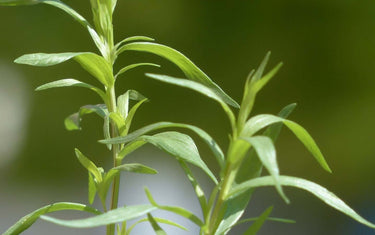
[1,0,375,235]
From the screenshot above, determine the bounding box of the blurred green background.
[1,0,375,234]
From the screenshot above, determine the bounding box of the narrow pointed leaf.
[113,163,158,175]
[35,78,106,100]
[126,217,187,234]
[140,131,217,184]
[115,36,155,49]
[216,104,296,235]
[88,173,96,204]
[145,188,203,227]
[117,42,239,108]
[115,63,160,79]
[109,112,126,134]
[100,121,225,169]
[241,136,288,203]
[242,114,331,173]
[243,206,273,235]
[75,148,102,182]
[3,202,101,235]
[229,176,375,229]
[146,73,236,129]
[123,98,148,134]
[65,104,108,131]
[147,213,167,235]
[103,114,112,150]
[15,52,113,86]
[179,160,207,216]
[41,204,157,228]
[117,140,147,161]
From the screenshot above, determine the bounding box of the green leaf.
[242,114,331,173]
[3,202,101,235]
[65,104,108,131]
[35,78,106,101]
[179,160,208,217]
[75,148,102,182]
[103,114,112,150]
[241,136,289,204]
[215,104,297,235]
[145,73,236,130]
[126,217,188,235]
[41,204,157,228]
[88,173,96,205]
[243,206,273,235]
[140,131,217,184]
[115,36,155,49]
[117,42,239,108]
[145,188,204,227]
[15,52,113,86]
[123,98,148,135]
[237,52,283,129]
[229,176,375,229]
[147,213,167,235]
[109,112,126,134]
[100,121,225,169]
[115,63,160,79]
[113,163,158,175]
[117,90,147,119]
[117,140,147,161]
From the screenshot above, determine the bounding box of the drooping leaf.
[229,176,375,229]
[115,63,160,79]
[65,104,108,131]
[147,213,167,235]
[75,148,102,182]
[243,206,273,235]
[145,73,236,130]
[179,160,208,217]
[115,36,155,49]
[35,78,106,101]
[117,42,239,108]
[126,216,187,235]
[145,188,204,227]
[41,204,157,228]
[100,121,225,169]
[140,131,217,184]
[15,52,113,86]
[241,136,289,203]
[3,202,101,235]
[215,103,296,235]
[242,114,331,173]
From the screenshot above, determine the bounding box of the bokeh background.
[1,0,375,234]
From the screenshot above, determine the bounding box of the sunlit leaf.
[35,78,106,101]
[123,98,148,135]
[215,104,296,235]
[145,188,203,227]
[15,52,113,86]
[100,121,225,169]
[241,136,289,203]
[140,131,217,184]
[117,90,147,119]
[117,42,239,108]
[117,140,147,161]
[243,206,273,235]
[115,36,155,49]
[3,202,101,235]
[41,204,157,228]
[242,114,331,173]
[229,176,375,229]
[75,148,102,182]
